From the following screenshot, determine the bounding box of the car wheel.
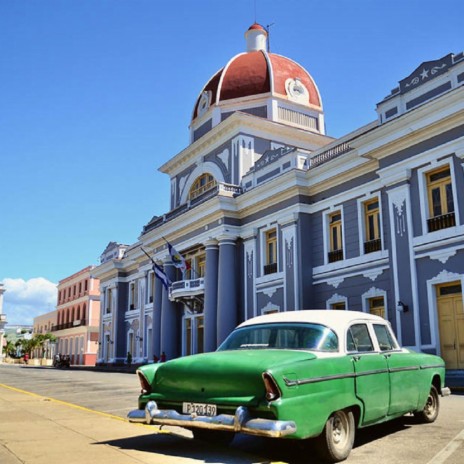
[315,409,355,463]
[415,385,439,423]
[191,429,235,446]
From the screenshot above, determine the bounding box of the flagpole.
[162,237,201,279]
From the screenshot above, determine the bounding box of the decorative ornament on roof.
[197,91,211,117]
[285,77,309,104]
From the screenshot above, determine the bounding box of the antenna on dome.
[266,23,275,52]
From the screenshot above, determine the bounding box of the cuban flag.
[153,262,171,290]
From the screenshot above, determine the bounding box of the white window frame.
[182,313,204,356]
[323,206,346,265]
[361,287,388,320]
[357,193,384,256]
[326,293,348,310]
[260,224,279,276]
[417,158,459,237]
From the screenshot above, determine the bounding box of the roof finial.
[245,23,268,52]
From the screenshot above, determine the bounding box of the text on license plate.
[182,402,217,417]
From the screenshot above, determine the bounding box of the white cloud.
[1,277,57,325]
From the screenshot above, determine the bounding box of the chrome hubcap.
[332,414,346,446]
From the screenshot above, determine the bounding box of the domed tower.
[190,23,324,143]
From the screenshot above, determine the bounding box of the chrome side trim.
[127,401,296,438]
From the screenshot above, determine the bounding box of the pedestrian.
[24,353,29,364]
[126,351,132,366]
[160,351,166,362]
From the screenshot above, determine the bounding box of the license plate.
[182,402,217,417]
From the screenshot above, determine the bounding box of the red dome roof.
[193,49,321,120]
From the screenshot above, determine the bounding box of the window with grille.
[426,166,455,232]
[363,199,382,253]
[264,229,278,275]
[189,173,217,200]
[328,212,343,263]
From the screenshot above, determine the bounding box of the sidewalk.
[0,384,173,464]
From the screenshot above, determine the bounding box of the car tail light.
[137,371,152,394]
[262,372,281,401]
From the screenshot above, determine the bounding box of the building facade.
[0,283,6,362]
[53,266,100,365]
[92,25,464,371]
[32,310,58,362]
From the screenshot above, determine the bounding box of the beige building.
[32,310,58,363]
[53,266,100,365]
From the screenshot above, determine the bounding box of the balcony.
[263,263,278,275]
[364,239,382,254]
[0,314,6,322]
[328,249,344,263]
[169,278,205,301]
[427,212,456,233]
[52,320,88,331]
[142,182,242,235]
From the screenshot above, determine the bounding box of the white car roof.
[238,310,386,334]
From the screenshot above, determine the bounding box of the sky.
[1,0,463,325]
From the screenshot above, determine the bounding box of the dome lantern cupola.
[245,23,268,52]
[190,24,325,141]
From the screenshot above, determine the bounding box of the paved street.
[0,364,463,463]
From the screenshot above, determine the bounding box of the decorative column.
[153,275,163,359]
[217,234,238,346]
[387,182,420,348]
[281,216,299,311]
[243,232,256,321]
[160,260,179,361]
[204,238,219,353]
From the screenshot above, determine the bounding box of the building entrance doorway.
[437,282,463,369]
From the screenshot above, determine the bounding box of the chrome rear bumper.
[127,401,296,438]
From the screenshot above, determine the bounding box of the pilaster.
[217,234,238,346]
[204,238,219,352]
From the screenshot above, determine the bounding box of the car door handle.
[383,353,391,358]
[352,356,361,362]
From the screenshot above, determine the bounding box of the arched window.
[188,173,217,200]
[76,306,80,321]
[82,303,86,322]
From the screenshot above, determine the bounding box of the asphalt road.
[0,364,463,464]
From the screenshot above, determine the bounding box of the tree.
[3,339,16,358]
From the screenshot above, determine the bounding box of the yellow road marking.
[0,383,169,432]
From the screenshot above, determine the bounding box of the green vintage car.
[128,310,450,462]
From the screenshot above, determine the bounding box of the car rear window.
[347,324,374,352]
[218,323,339,352]
[373,324,399,351]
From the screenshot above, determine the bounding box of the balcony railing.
[427,212,456,232]
[52,319,88,331]
[310,142,353,168]
[142,182,242,235]
[169,278,205,300]
[328,249,344,263]
[364,239,382,254]
[263,263,278,275]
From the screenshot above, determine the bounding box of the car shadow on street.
[94,431,270,464]
[95,416,415,464]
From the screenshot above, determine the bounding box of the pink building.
[54,266,100,365]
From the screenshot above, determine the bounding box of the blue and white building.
[92,25,464,371]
